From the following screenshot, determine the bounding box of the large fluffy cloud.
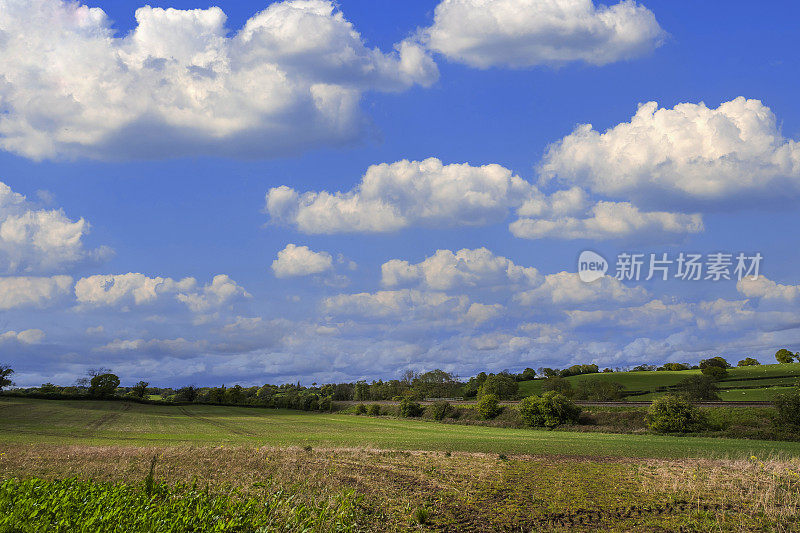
[271,244,333,278]
[422,0,665,69]
[266,158,533,233]
[0,0,437,160]
[541,97,800,206]
[381,247,541,290]
[0,182,107,272]
[74,272,249,311]
[0,275,73,310]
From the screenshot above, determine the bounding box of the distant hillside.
[518,363,800,401]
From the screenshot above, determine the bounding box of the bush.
[399,398,423,418]
[477,394,501,420]
[367,404,381,416]
[701,366,728,380]
[573,380,624,401]
[737,357,760,367]
[646,394,705,433]
[676,375,720,401]
[774,391,800,426]
[428,400,452,421]
[354,403,367,415]
[541,376,573,397]
[517,392,581,428]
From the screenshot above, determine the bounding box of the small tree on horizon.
[776,349,796,364]
[89,373,120,399]
[0,365,14,391]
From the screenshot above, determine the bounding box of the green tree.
[518,392,581,428]
[518,368,537,381]
[573,380,624,401]
[699,357,729,380]
[175,386,198,403]
[131,381,149,399]
[89,373,120,399]
[646,394,704,433]
[676,375,720,401]
[541,376,573,397]
[737,357,760,367]
[0,365,14,391]
[476,394,501,419]
[478,374,518,400]
[775,348,795,364]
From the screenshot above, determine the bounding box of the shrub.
[354,403,367,415]
[774,391,800,426]
[541,376,573,397]
[399,398,423,418]
[701,366,728,380]
[477,394,501,420]
[517,392,581,428]
[367,404,381,416]
[573,380,624,401]
[676,375,720,401]
[737,357,760,367]
[646,394,705,433]
[428,400,452,421]
[657,363,690,371]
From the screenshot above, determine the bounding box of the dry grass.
[638,455,800,531]
[2,443,799,531]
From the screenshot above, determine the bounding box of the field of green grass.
[1,397,799,459]
[518,363,800,399]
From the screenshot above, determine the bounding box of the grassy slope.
[2,398,799,459]
[518,363,800,397]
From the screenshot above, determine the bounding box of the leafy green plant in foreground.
[0,477,360,533]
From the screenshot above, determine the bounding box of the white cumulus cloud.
[541,97,800,206]
[422,0,665,69]
[0,329,46,344]
[75,272,249,311]
[0,0,437,160]
[737,276,800,301]
[0,275,73,310]
[271,244,334,278]
[381,247,541,290]
[515,272,648,307]
[266,158,533,233]
[0,181,108,272]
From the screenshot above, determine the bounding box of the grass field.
[518,363,800,399]
[2,397,799,458]
[2,397,800,531]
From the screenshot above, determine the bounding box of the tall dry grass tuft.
[638,455,800,530]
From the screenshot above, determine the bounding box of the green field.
[1,397,799,459]
[518,363,800,399]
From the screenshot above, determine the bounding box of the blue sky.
[2,0,800,387]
